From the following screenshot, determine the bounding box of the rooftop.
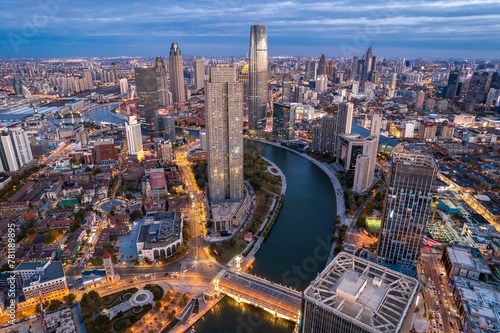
[445,245,492,275]
[455,277,500,333]
[138,211,181,249]
[15,261,65,287]
[303,252,419,333]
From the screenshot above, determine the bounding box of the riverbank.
[245,138,347,264]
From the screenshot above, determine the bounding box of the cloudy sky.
[1,0,499,59]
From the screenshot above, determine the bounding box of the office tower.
[445,68,461,99]
[370,113,382,137]
[158,115,176,142]
[169,42,186,103]
[248,25,268,131]
[328,61,335,79]
[13,77,23,95]
[467,72,491,104]
[315,75,328,93]
[272,103,295,140]
[206,65,244,202]
[351,56,359,80]
[119,78,129,96]
[351,81,359,95]
[312,115,337,153]
[0,127,33,172]
[370,70,379,83]
[282,73,291,105]
[362,47,373,82]
[318,54,327,75]
[135,67,159,126]
[377,148,437,271]
[300,252,418,333]
[93,139,118,164]
[294,85,306,103]
[199,130,207,151]
[155,56,171,108]
[336,134,365,172]
[486,88,500,106]
[193,59,206,90]
[305,61,317,81]
[389,72,397,90]
[111,62,118,82]
[416,91,425,110]
[239,64,250,117]
[126,116,143,157]
[83,69,93,90]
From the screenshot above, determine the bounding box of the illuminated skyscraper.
[206,65,244,202]
[125,116,143,158]
[155,56,171,107]
[0,126,33,172]
[248,25,268,131]
[282,73,291,105]
[135,66,159,127]
[169,42,186,103]
[377,147,437,272]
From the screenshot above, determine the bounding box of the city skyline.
[1,0,499,59]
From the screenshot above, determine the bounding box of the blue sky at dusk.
[1,0,499,59]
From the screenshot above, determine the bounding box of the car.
[76,278,82,282]
[79,286,85,291]
[106,287,112,290]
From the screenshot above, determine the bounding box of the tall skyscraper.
[111,62,118,82]
[272,103,295,140]
[445,68,461,99]
[157,115,176,143]
[0,126,33,172]
[315,75,328,93]
[12,77,23,95]
[125,116,143,158]
[305,61,317,81]
[169,42,186,103]
[362,47,373,82]
[155,56,172,107]
[467,72,491,104]
[377,148,437,272]
[351,56,359,80]
[135,66,159,127]
[301,252,419,333]
[416,91,425,110]
[318,54,327,75]
[119,78,129,96]
[206,65,244,202]
[193,59,206,91]
[389,72,397,90]
[282,73,291,105]
[353,114,381,193]
[337,102,353,137]
[83,69,93,90]
[312,115,337,153]
[248,25,268,131]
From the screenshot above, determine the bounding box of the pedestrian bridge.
[216,269,302,322]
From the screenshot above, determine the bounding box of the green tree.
[130,209,142,222]
[92,168,103,175]
[91,257,104,267]
[44,229,62,244]
[48,299,63,311]
[63,293,76,305]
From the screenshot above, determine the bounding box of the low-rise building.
[14,261,68,306]
[453,277,500,333]
[136,211,182,261]
[441,245,492,280]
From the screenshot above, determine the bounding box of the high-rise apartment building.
[125,116,143,157]
[119,78,129,96]
[315,75,328,93]
[83,69,93,90]
[0,126,33,172]
[312,115,337,153]
[377,148,437,272]
[416,91,425,110]
[169,42,186,103]
[206,65,244,202]
[389,72,397,90]
[301,252,418,333]
[193,59,206,91]
[353,114,382,193]
[248,25,268,131]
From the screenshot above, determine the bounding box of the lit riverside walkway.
[217,269,302,322]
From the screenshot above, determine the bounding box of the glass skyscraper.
[248,25,268,132]
[377,147,437,272]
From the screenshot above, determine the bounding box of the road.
[419,249,461,333]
